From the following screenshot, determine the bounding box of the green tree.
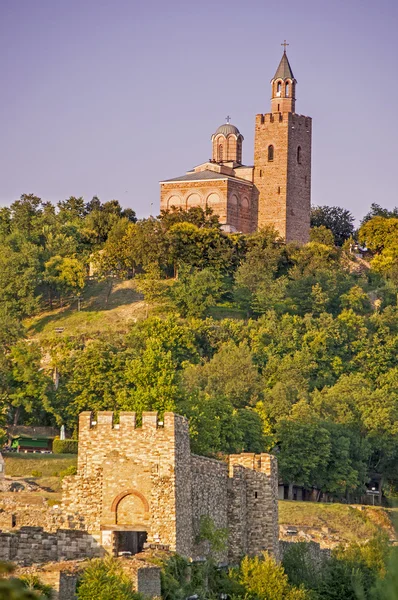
[43,255,85,305]
[309,225,335,246]
[77,557,142,600]
[237,553,310,600]
[0,561,48,599]
[182,341,261,408]
[311,205,355,246]
[170,268,224,317]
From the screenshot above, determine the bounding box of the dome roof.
[213,123,242,137]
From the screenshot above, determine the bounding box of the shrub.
[31,470,42,478]
[77,557,142,600]
[59,465,77,478]
[52,439,78,454]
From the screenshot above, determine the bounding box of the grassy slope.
[4,453,77,477]
[26,279,148,340]
[279,501,396,543]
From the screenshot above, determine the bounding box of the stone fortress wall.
[61,411,279,563]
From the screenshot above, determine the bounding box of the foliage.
[170,267,224,317]
[237,552,310,599]
[52,439,78,454]
[1,198,398,496]
[0,561,50,599]
[77,557,142,600]
[311,205,355,246]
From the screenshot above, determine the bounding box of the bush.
[59,465,77,478]
[52,439,78,454]
[77,557,142,600]
[31,470,42,477]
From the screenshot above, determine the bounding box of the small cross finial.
[281,40,289,52]
[225,115,231,124]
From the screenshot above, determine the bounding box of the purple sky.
[1,0,397,223]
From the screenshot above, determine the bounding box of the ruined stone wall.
[62,411,192,555]
[190,455,229,560]
[0,527,102,566]
[228,454,279,561]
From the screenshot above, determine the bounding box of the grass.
[279,501,396,542]
[4,453,77,478]
[26,279,147,339]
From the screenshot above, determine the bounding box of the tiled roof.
[161,170,228,183]
[273,52,295,80]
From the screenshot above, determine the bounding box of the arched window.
[297,146,302,164]
[268,145,274,162]
[276,81,282,96]
[285,82,290,97]
[218,144,223,162]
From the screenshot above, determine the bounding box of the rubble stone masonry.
[60,411,279,562]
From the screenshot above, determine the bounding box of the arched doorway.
[110,489,150,555]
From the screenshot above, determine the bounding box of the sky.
[1,0,397,224]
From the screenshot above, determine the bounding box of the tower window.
[285,82,290,97]
[278,186,281,194]
[277,104,280,112]
[276,81,282,96]
[268,145,274,162]
[218,144,223,162]
[297,146,302,164]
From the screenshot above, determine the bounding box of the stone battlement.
[79,411,188,432]
[62,411,279,563]
[256,113,311,126]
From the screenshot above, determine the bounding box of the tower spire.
[271,46,297,113]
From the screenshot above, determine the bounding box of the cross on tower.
[225,115,231,124]
[281,40,289,52]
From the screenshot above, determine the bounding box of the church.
[160,47,312,244]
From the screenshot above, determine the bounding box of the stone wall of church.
[160,180,228,224]
[227,178,254,233]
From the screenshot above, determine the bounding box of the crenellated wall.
[60,411,279,562]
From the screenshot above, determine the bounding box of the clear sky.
[1,0,397,223]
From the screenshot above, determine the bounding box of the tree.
[8,341,52,427]
[170,268,224,317]
[43,256,86,306]
[361,203,398,225]
[121,338,179,415]
[182,341,262,408]
[0,561,48,599]
[237,553,310,600]
[276,413,331,499]
[77,557,142,600]
[359,217,398,253]
[310,225,335,246]
[311,205,355,246]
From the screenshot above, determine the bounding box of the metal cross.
[281,40,289,52]
[225,115,231,124]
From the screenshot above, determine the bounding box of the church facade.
[160,49,312,244]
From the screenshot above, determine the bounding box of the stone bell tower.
[253,44,312,243]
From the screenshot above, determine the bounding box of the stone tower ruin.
[61,411,279,563]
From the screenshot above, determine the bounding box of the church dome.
[213,123,242,137]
